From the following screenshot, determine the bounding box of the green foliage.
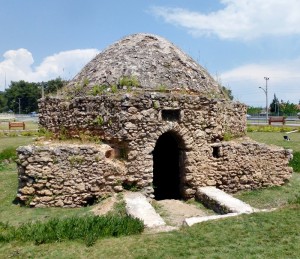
[2,80,41,113]
[0,91,7,112]
[279,100,300,115]
[111,84,118,93]
[90,85,108,96]
[82,78,89,87]
[223,132,233,141]
[119,147,128,160]
[68,155,85,167]
[153,100,160,109]
[0,147,17,162]
[270,94,280,114]
[93,115,104,126]
[122,181,139,192]
[289,152,300,172]
[247,125,295,132]
[247,106,262,115]
[58,126,71,140]
[38,127,53,138]
[41,77,66,96]
[0,215,144,246]
[221,86,234,100]
[288,194,300,205]
[156,84,167,93]
[118,76,140,88]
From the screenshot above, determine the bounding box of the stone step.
[183,213,240,227]
[124,192,167,228]
[196,186,255,214]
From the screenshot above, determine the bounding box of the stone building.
[17,34,293,207]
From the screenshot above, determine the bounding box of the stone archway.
[152,131,184,200]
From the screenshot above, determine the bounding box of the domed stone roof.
[64,33,224,97]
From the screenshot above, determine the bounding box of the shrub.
[119,76,140,87]
[0,215,144,246]
[156,84,167,92]
[90,85,108,96]
[0,147,17,162]
[289,152,300,173]
[247,125,297,133]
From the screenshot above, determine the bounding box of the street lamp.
[259,77,269,122]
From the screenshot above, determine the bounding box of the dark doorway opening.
[153,132,183,200]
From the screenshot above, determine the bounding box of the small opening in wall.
[84,195,97,206]
[212,146,221,158]
[162,109,180,121]
[105,149,114,158]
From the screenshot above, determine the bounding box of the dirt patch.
[155,199,215,226]
[91,196,117,216]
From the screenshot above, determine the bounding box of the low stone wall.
[17,144,126,207]
[206,141,293,193]
[16,139,293,207]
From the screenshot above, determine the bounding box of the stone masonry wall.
[16,92,291,207]
[16,139,293,207]
[201,140,293,193]
[38,93,247,197]
[17,144,126,207]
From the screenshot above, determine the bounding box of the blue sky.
[0,0,300,107]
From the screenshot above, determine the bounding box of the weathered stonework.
[17,144,126,207]
[16,33,293,207]
[16,139,292,207]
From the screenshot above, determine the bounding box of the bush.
[289,152,300,172]
[247,125,297,133]
[0,215,144,246]
[0,147,17,162]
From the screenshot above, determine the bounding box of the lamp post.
[259,77,269,122]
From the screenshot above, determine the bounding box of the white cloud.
[151,0,300,40]
[219,58,300,106]
[0,48,99,91]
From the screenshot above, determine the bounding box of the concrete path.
[124,192,170,229]
[196,186,255,214]
[183,213,240,226]
[124,189,259,230]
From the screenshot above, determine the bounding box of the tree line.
[247,94,300,116]
[0,78,65,114]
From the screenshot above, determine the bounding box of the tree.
[247,106,262,115]
[4,81,41,113]
[270,94,279,114]
[0,91,7,112]
[38,77,66,95]
[280,100,299,116]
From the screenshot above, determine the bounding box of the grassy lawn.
[0,206,299,258]
[0,132,299,258]
[247,131,300,151]
[0,136,36,152]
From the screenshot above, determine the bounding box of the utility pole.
[259,77,269,122]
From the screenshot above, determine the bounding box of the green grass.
[290,152,300,172]
[234,173,300,209]
[0,129,300,257]
[0,136,35,152]
[0,206,299,258]
[247,131,300,151]
[0,165,92,226]
[0,215,144,247]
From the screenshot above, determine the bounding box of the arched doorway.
[152,131,183,200]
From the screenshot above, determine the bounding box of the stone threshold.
[124,189,276,232]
